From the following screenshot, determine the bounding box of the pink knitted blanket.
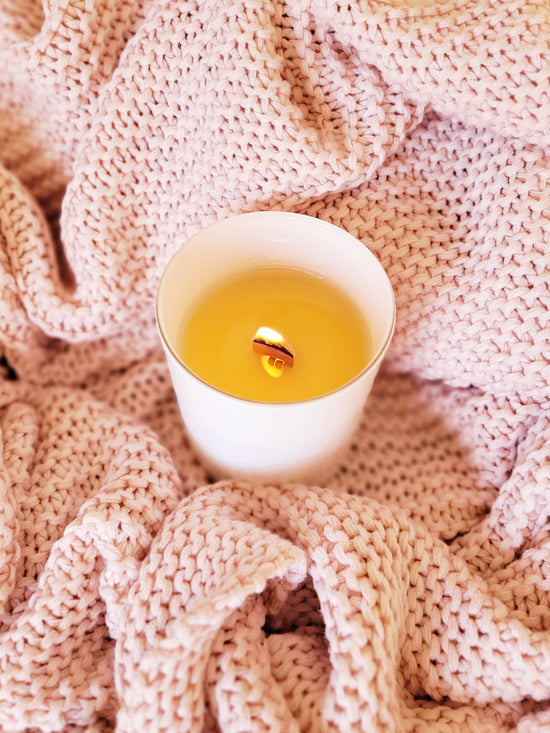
[1,0,549,730]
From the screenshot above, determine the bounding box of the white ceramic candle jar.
[156,211,395,483]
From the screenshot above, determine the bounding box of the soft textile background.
[0,0,549,730]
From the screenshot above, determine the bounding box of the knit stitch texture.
[0,0,549,730]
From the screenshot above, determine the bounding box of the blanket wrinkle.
[0,382,181,730]
[0,0,550,730]
[318,0,550,146]
[114,481,550,731]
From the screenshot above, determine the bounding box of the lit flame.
[256,326,284,344]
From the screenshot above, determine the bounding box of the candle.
[179,266,371,403]
[156,211,395,482]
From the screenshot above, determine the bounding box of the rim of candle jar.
[156,211,396,406]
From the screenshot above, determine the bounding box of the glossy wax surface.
[179,266,371,403]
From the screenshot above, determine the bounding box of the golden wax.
[179,266,371,403]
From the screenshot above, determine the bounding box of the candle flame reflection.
[261,354,285,378]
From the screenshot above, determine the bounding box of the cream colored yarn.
[0,0,549,730]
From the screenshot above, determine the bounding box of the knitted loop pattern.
[0,0,549,730]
